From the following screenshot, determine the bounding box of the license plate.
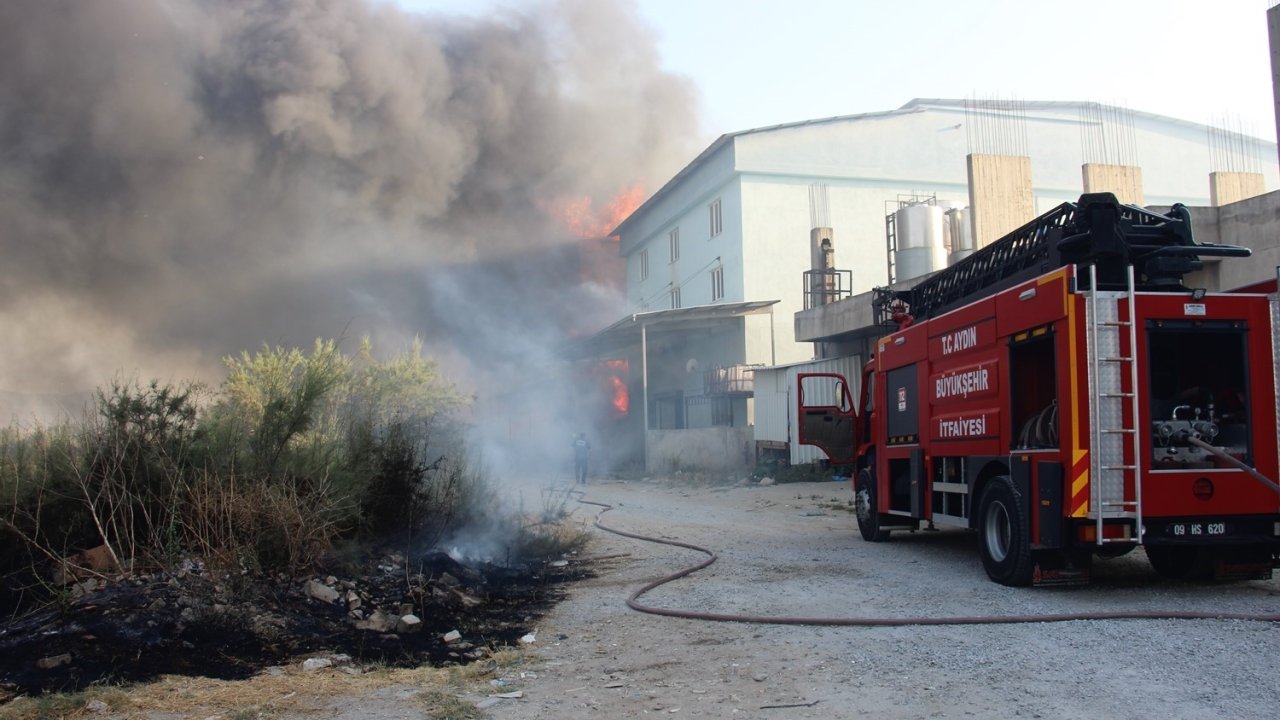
[1165,521,1229,537]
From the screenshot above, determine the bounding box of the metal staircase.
[1085,264,1144,544]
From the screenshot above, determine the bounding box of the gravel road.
[479,478,1280,720]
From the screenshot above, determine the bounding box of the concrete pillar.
[808,227,835,307]
[966,154,1034,247]
[1082,163,1144,205]
[1209,171,1266,207]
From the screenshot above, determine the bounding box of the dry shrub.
[513,518,591,563]
[3,338,586,610]
[418,690,483,720]
[181,471,348,575]
[0,649,534,720]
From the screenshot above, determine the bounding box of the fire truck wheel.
[978,476,1033,586]
[1145,546,1214,581]
[854,469,890,542]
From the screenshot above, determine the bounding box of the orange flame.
[604,359,629,416]
[553,185,645,239]
[610,376,628,415]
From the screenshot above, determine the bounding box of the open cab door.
[797,373,857,464]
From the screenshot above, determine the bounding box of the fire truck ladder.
[873,193,1249,327]
[1085,263,1143,544]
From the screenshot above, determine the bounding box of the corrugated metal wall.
[753,355,862,465]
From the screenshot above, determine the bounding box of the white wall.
[733,101,1278,208]
[612,101,1279,461]
[738,175,969,368]
[722,102,1277,372]
[626,144,741,311]
[646,426,755,472]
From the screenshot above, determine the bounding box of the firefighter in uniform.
[572,432,591,484]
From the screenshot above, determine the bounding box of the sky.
[400,0,1278,145]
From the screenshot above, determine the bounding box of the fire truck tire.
[978,476,1033,586]
[855,468,891,542]
[1145,546,1215,581]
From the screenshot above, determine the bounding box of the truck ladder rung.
[1086,263,1145,545]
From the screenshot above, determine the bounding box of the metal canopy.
[563,299,778,471]
[562,300,780,360]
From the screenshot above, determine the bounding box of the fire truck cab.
[799,193,1280,586]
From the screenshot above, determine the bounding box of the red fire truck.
[799,193,1280,586]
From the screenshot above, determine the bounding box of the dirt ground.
[29,476,1280,719]
[472,478,1280,720]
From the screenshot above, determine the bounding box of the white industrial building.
[577,98,1278,472]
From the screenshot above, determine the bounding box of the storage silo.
[894,203,946,281]
[946,206,976,266]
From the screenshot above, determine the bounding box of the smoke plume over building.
[0,0,698,423]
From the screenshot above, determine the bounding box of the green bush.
[2,337,584,607]
[209,339,350,480]
[0,335,592,616]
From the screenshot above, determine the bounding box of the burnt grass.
[0,550,593,696]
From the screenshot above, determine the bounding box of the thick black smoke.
[0,0,698,419]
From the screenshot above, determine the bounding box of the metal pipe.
[1185,436,1280,494]
[769,305,776,366]
[1126,263,1143,543]
[641,321,649,472]
[1089,264,1103,545]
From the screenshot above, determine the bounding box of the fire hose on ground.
[574,488,1280,627]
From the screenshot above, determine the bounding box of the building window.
[712,397,734,426]
[711,266,724,301]
[651,391,685,429]
[639,248,649,280]
[669,228,680,262]
[671,286,681,309]
[709,198,722,237]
